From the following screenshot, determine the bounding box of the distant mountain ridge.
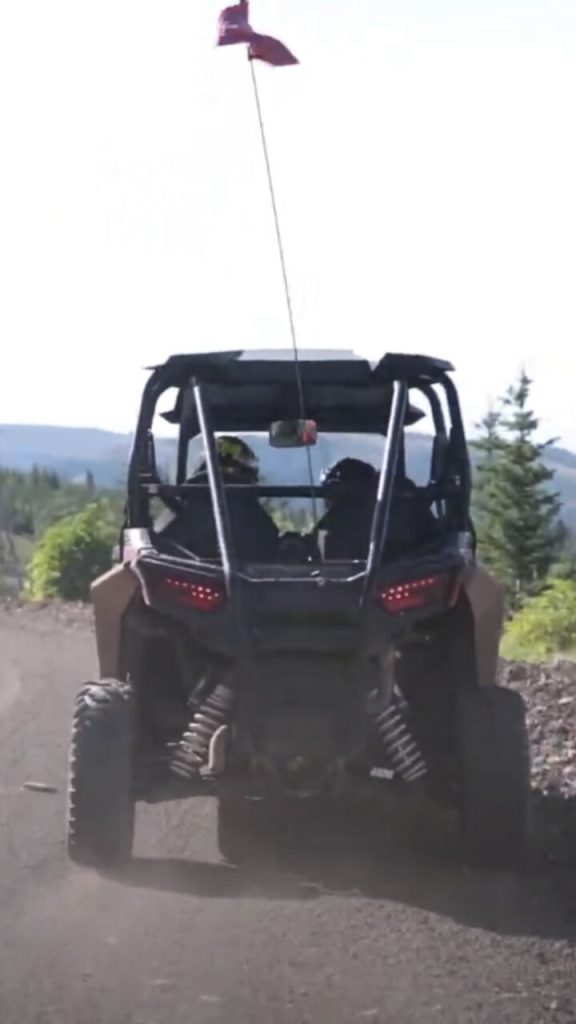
[2,423,576,527]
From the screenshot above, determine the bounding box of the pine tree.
[472,371,563,610]
[548,521,576,581]
[470,407,506,578]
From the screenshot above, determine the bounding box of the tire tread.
[67,678,135,867]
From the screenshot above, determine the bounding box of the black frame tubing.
[126,373,164,530]
[362,379,409,607]
[191,380,254,671]
[442,374,471,529]
[191,379,236,586]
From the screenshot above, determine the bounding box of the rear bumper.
[133,546,467,656]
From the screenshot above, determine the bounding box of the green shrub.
[26,502,118,602]
[501,578,576,662]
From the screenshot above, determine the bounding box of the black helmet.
[193,435,259,483]
[320,458,377,495]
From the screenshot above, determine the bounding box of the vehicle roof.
[154,349,454,433]
[150,348,453,383]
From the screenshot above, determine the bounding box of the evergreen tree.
[470,407,506,578]
[549,521,576,581]
[472,371,563,610]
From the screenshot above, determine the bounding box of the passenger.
[316,458,377,560]
[316,457,439,561]
[161,436,279,562]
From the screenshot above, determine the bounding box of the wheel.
[67,678,136,868]
[456,686,532,870]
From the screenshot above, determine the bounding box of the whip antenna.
[215,4,315,520]
[216,3,317,520]
[248,60,317,522]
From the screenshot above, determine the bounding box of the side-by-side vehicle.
[66,349,530,870]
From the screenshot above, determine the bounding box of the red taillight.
[377,572,459,613]
[159,575,226,612]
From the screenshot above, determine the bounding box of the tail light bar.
[377,571,460,614]
[157,575,226,612]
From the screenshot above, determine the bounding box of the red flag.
[216,2,298,66]
[217,1,253,46]
[249,33,299,67]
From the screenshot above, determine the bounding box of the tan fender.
[91,565,139,679]
[462,564,505,687]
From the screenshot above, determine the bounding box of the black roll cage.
[124,351,471,611]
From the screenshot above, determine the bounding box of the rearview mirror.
[269,419,318,448]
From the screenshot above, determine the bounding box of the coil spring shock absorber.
[372,686,427,783]
[171,684,234,780]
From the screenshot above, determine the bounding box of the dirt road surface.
[1,605,575,1024]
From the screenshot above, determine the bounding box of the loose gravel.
[501,659,576,799]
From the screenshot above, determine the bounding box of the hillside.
[2,422,576,526]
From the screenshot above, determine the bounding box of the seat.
[318,479,439,561]
[160,488,279,562]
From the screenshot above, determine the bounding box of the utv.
[66,349,531,870]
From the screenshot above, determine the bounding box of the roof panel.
[149,349,453,396]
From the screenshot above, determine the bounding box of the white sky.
[1,0,576,444]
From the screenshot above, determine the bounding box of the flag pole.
[248,57,318,523]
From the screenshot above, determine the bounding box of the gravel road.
[1,604,576,1024]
